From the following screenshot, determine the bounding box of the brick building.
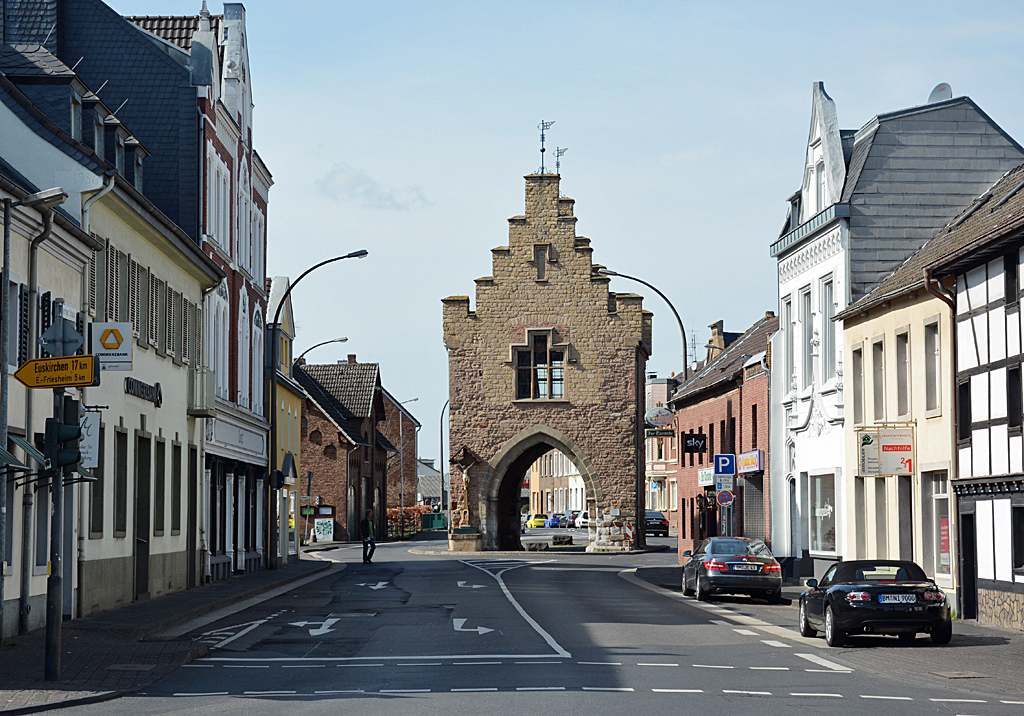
[443,172,652,551]
[380,390,421,510]
[295,358,393,540]
[670,314,776,557]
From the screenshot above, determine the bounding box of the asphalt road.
[46,540,1024,716]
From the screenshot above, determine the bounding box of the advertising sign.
[683,433,707,453]
[89,322,133,371]
[880,428,915,475]
[697,467,714,487]
[737,449,763,474]
[858,430,880,475]
[645,407,674,428]
[80,412,101,469]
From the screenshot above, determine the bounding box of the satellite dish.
[928,83,953,104]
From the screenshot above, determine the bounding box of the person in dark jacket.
[359,509,376,564]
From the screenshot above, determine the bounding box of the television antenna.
[555,147,567,175]
[538,120,554,173]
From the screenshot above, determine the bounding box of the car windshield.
[837,562,927,582]
[710,539,766,556]
[646,511,665,519]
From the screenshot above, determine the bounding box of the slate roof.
[0,44,76,77]
[293,365,366,447]
[300,363,380,419]
[125,14,222,51]
[669,313,778,404]
[376,431,397,453]
[838,163,1024,319]
[417,474,443,499]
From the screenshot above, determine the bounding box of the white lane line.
[338,663,384,668]
[653,689,703,693]
[724,690,772,696]
[517,687,565,691]
[583,687,634,692]
[638,663,678,667]
[454,661,501,665]
[930,699,987,703]
[182,664,214,668]
[398,662,442,666]
[578,661,621,665]
[806,669,852,673]
[380,689,431,693]
[733,629,758,636]
[201,653,559,662]
[243,691,296,695]
[514,661,562,664]
[174,692,229,697]
[452,688,498,692]
[225,665,269,669]
[761,640,790,648]
[282,665,325,669]
[464,560,571,658]
[791,693,842,698]
[694,664,734,669]
[795,652,852,671]
[710,619,731,625]
[315,690,364,694]
[1001,700,1024,705]
[750,666,789,671]
[861,695,913,700]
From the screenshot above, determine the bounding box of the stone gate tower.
[443,173,652,551]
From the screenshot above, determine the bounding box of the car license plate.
[732,564,759,571]
[879,594,916,604]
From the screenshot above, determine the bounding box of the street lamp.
[397,397,418,539]
[440,399,449,530]
[267,249,367,569]
[296,336,348,363]
[1,186,67,639]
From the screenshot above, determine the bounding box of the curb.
[3,687,131,716]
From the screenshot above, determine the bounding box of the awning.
[0,444,27,470]
[9,434,43,466]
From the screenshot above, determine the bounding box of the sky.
[113,0,1024,468]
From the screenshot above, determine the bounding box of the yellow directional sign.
[14,355,99,389]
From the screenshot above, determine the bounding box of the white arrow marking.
[453,618,494,635]
[368,581,388,590]
[289,618,340,636]
[457,581,486,589]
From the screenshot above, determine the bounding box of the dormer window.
[514,331,566,400]
[115,135,125,175]
[71,93,82,141]
[134,154,144,192]
[94,115,104,157]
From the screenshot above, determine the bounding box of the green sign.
[300,506,315,516]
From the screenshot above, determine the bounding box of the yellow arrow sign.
[14,355,99,389]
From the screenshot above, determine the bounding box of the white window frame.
[924,316,942,418]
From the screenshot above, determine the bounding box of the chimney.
[706,320,726,363]
[347,354,357,364]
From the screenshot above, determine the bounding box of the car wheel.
[682,574,695,597]
[696,575,710,602]
[798,599,817,637]
[931,622,952,644]
[898,632,916,643]
[824,606,845,647]
[766,590,783,605]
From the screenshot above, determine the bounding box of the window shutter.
[76,312,85,355]
[195,305,203,368]
[149,273,160,347]
[182,300,191,365]
[165,285,174,357]
[87,247,97,317]
[128,259,140,337]
[17,284,29,365]
[106,248,119,322]
[38,291,52,358]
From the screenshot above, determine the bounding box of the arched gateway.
[443,173,652,551]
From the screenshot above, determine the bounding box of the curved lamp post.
[598,268,687,376]
[267,249,367,568]
[396,397,418,538]
[296,336,348,363]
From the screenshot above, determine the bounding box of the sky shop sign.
[737,449,762,474]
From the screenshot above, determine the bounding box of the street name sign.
[14,355,99,389]
[646,428,674,437]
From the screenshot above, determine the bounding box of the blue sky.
[114,0,1024,465]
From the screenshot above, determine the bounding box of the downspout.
[924,265,960,613]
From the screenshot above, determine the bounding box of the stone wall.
[443,173,651,550]
[978,587,1024,631]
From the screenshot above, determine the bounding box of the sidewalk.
[634,565,1024,699]
[0,559,331,714]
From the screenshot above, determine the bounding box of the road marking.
[224,665,269,669]
[398,662,442,666]
[930,699,987,703]
[1001,701,1024,705]
[795,652,852,671]
[710,619,731,625]
[578,661,621,665]
[515,661,562,664]
[806,669,852,673]
[454,661,502,665]
[733,628,758,635]
[464,559,570,658]
[380,689,430,693]
[790,693,842,698]
[203,653,560,662]
[750,666,788,670]
[861,695,913,700]
[282,665,325,668]
[452,688,498,692]
[174,692,229,697]
[457,581,486,589]
[583,687,634,691]
[724,690,772,696]
[355,581,389,590]
[653,689,703,693]
[338,663,384,668]
[183,664,214,668]
[517,687,565,691]
[244,691,296,695]
[761,640,790,648]
[453,617,494,635]
[694,664,734,669]
[638,663,678,667]
[315,690,364,694]
[290,618,339,636]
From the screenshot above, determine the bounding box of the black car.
[559,510,579,528]
[682,537,783,603]
[645,510,669,537]
[799,560,952,647]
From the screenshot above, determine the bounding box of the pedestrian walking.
[360,509,376,564]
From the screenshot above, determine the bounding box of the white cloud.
[315,162,431,211]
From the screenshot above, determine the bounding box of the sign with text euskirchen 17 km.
[14,355,99,389]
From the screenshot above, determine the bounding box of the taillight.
[846,591,871,602]
[922,590,945,602]
[762,563,781,573]
[706,561,728,571]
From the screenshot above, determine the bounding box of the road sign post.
[714,454,736,537]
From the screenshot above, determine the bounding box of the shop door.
[960,511,978,619]
[134,436,152,600]
[186,446,198,589]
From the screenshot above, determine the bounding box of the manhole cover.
[929,671,988,679]
[106,664,156,671]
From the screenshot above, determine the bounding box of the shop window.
[153,440,166,536]
[1013,505,1024,572]
[89,426,106,538]
[809,473,836,553]
[114,429,128,536]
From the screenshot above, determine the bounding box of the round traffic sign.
[717,490,734,507]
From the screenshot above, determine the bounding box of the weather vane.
[555,147,567,175]
[538,120,555,173]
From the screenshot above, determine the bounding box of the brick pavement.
[0,559,330,714]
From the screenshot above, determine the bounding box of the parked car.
[798,560,952,647]
[645,510,669,537]
[545,513,563,528]
[682,537,783,603]
[559,510,580,528]
[526,514,547,528]
[575,510,590,529]
[520,513,528,533]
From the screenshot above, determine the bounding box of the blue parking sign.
[714,454,735,476]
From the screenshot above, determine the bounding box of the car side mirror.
[682,550,692,557]
[805,578,818,590]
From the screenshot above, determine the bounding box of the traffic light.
[43,399,83,473]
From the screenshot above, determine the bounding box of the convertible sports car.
[798,560,952,647]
